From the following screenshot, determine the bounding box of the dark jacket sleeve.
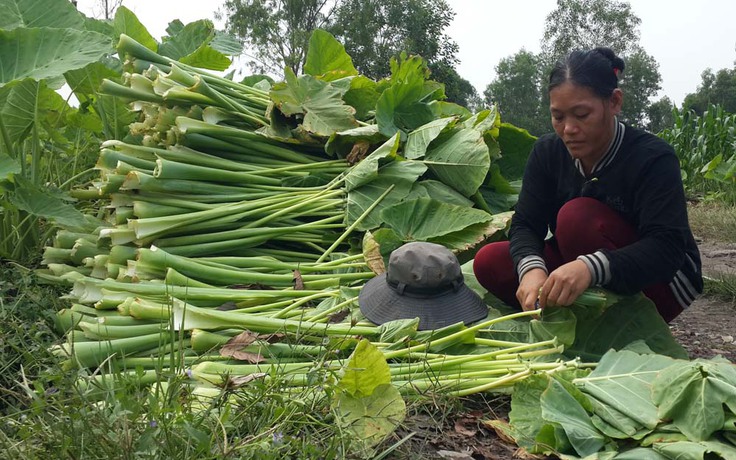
[509,138,558,275]
[601,147,690,294]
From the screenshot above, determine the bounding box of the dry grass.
[688,201,736,244]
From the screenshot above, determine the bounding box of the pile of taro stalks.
[40,35,588,398]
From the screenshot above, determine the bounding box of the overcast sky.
[76,0,736,105]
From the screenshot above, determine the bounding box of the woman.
[473,47,702,323]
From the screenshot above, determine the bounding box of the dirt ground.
[394,241,736,460]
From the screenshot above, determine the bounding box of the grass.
[687,201,736,304]
[688,200,736,243]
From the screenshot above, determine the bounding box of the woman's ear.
[610,88,623,115]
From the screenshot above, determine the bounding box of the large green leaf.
[270,68,358,137]
[64,61,121,100]
[9,176,89,229]
[497,122,536,181]
[423,126,491,197]
[158,19,215,60]
[1,79,66,145]
[346,160,427,230]
[343,134,400,191]
[304,29,358,81]
[343,75,379,120]
[564,294,688,361]
[541,378,607,457]
[0,28,112,86]
[179,44,232,72]
[0,0,85,30]
[573,350,677,431]
[651,359,736,441]
[404,117,457,160]
[113,6,157,52]
[0,150,20,179]
[334,384,405,456]
[410,180,474,207]
[380,198,491,241]
[158,19,235,70]
[375,55,436,137]
[338,339,391,397]
[429,211,511,252]
[653,439,736,459]
[333,339,405,456]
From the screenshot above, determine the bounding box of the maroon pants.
[473,197,683,322]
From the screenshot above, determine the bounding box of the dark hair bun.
[594,47,625,73]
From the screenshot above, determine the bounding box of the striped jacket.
[510,121,703,308]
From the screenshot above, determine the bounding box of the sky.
[75,0,736,106]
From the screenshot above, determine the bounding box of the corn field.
[659,104,736,203]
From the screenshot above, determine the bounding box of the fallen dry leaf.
[293,269,305,290]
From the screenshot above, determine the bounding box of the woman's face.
[549,81,623,169]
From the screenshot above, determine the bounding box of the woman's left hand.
[538,260,592,307]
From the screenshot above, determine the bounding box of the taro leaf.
[1,79,66,145]
[9,176,89,230]
[463,109,501,136]
[338,338,391,397]
[505,371,589,455]
[654,439,736,459]
[375,55,435,137]
[651,359,736,441]
[0,0,85,30]
[343,75,379,120]
[113,6,157,52]
[180,44,232,72]
[532,307,577,348]
[159,20,233,71]
[423,126,490,197]
[380,198,492,241]
[564,294,688,361]
[573,350,677,431]
[209,30,243,56]
[726,415,736,432]
[411,180,473,207]
[378,318,420,343]
[540,378,607,457]
[304,29,358,81]
[325,124,386,158]
[0,151,20,180]
[64,61,121,101]
[602,448,668,459]
[497,122,536,182]
[430,100,471,119]
[461,259,486,298]
[334,383,405,456]
[166,19,185,37]
[428,210,511,252]
[270,68,358,136]
[159,20,215,59]
[344,133,400,191]
[346,161,427,231]
[0,28,112,86]
[404,117,457,160]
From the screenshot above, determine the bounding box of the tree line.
[98,0,736,137]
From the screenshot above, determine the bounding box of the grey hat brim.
[358,274,489,330]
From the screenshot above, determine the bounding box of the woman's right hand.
[517,268,547,312]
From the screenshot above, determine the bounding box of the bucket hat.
[359,242,488,330]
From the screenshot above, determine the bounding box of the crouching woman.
[473,47,702,323]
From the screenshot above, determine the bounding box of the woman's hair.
[548,47,625,98]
